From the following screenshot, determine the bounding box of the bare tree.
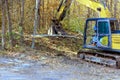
[19,0,25,45]
[110,0,112,9]
[31,0,40,48]
[114,0,117,18]
[0,0,5,49]
[42,0,44,27]
[5,0,13,48]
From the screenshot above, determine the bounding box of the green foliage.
[5,31,20,40]
[63,17,85,33]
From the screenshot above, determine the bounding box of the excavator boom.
[57,0,111,20]
[76,0,111,18]
[57,0,72,21]
[48,0,111,35]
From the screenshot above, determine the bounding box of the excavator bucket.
[48,0,72,36]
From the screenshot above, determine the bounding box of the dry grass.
[0,36,83,60]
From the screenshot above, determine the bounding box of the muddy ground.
[0,37,120,80]
[0,50,120,80]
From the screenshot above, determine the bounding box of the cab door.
[97,20,111,48]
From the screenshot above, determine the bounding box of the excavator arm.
[48,0,72,35]
[56,0,111,20]
[48,0,111,35]
[56,0,72,21]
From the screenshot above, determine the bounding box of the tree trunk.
[114,0,117,18]
[19,0,24,45]
[5,0,13,48]
[31,0,40,48]
[0,0,5,49]
[42,0,44,28]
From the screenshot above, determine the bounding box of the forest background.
[0,0,120,51]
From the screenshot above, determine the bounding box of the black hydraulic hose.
[58,0,72,21]
[57,0,64,12]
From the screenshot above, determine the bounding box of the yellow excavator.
[76,0,120,68]
[49,0,120,68]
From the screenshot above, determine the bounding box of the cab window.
[98,21,109,34]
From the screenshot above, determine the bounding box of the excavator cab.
[77,18,120,68]
[83,18,120,52]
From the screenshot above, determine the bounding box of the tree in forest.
[5,0,13,48]
[19,0,25,45]
[31,0,40,48]
[114,0,118,18]
[0,0,5,49]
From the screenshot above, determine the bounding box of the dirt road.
[0,55,120,80]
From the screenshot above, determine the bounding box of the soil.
[0,52,120,80]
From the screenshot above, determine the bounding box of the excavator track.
[77,50,120,69]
